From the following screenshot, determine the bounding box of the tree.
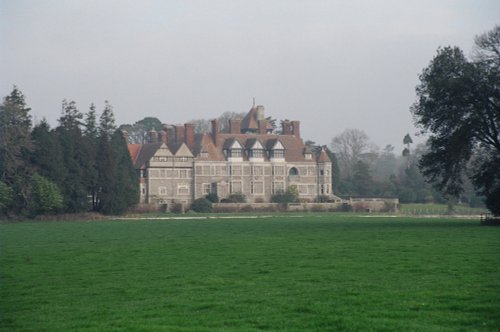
[56,100,88,212]
[0,181,13,215]
[119,117,163,144]
[29,174,63,215]
[411,25,500,215]
[0,86,34,212]
[402,133,413,157]
[330,129,371,178]
[352,160,374,196]
[31,119,67,187]
[191,198,213,212]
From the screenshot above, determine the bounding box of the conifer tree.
[31,119,66,187]
[82,104,99,210]
[56,100,88,212]
[0,86,34,212]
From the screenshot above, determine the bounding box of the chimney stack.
[148,128,158,143]
[281,120,292,135]
[258,119,267,135]
[159,130,168,144]
[184,123,195,149]
[291,121,300,138]
[211,119,219,146]
[229,119,241,134]
[175,125,184,143]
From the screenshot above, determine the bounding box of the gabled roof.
[317,147,331,163]
[134,142,163,168]
[127,144,142,164]
[244,138,264,150]
[174,143,194,157]
[223,137,243,150]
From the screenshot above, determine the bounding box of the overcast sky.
[1,0,499,150]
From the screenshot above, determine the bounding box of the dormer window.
[305,152,312,160]
[249,148,263,158]
[229,148,242,158]
[271,149,284,159]
[226,139,243,161]
[269,140,285,161]
[248,140,265,161]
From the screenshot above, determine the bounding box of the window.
[229,148,242,158]
[305,153,312,160]
[251,181,264,195]
[250,149,264,158]
[253,166,263,175]
[273,166,285,175]
[177,184,190,195]
[159,186,167,195]
[320,169,324,176]
[271,150,284,159]
[272,182,285,194]
[179,169,188,178]
[231,166,242,175]
[289,167,299,176]
[231,181,242,193]
[202,183,211,195]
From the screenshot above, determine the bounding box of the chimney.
[229,119,241,134]
[159,130,168,144]
[148,128,158,143]
[256,105,265,120]
[184,123,195,149]
[281,120,292,135]
[291,121,300,139]
[175,125,184,143]
[258,119,267,135]
[211,119,219,146]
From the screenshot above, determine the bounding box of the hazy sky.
[1,1,499,150]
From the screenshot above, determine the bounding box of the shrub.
[271,185,299,204]
[226,192,246,203]
[191,198,213,213]
[205,192,219,203]
[171,202,184,214]
[29,174,63,215]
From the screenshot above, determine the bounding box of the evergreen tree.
[82,104,99,210]
[96,102,138,214]
[31,119,66,187]
[352,160,374,196]
[0,86,34,212]
[99,101,116,138]
[56,100,88,212]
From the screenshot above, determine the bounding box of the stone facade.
[128,105,334,210]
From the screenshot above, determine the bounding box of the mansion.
[127,105,333,209]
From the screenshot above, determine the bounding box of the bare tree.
[330,128,371,178]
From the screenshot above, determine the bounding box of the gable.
[271,140,285,150]
[153,143,173,157]
[174,143,194,157]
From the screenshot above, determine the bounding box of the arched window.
[289,167,299,176]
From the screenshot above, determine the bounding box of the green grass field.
[1,215,499,331]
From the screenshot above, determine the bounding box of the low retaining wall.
[212,198,399,213]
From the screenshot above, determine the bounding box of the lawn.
[1,215,499,331]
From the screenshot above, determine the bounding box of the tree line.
[0,87,138,217]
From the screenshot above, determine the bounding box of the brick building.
[127,105,333,209]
